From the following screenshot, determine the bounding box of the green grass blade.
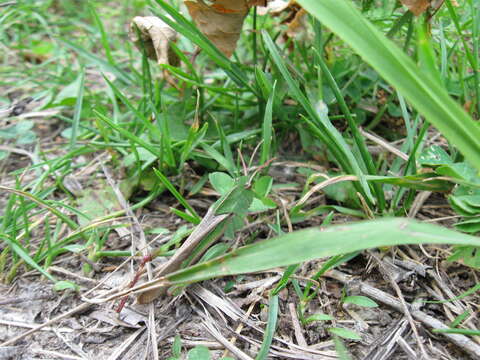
[297,0,480,171]
[170,207,200,225]
[260,82,275,165]
[201,143,236,176]
[1,233,56,282]
[150,0,256,94]
[416,21,442,87]
[164,218,480,285]
[212,116,236,175]
[94,110,162,159]
[433,328,480,336]
[87,2,114,65]
[255,295,279,360]
[262,32,374,204]
[103,76,159,137]
[153,169,201,223]
[445,0,479,114]
[69,67,85,150]
[0,186,78,230]
[61,40,133,84]
[315,54,385,209]
[333,336,353,360]
[179,123,208,170]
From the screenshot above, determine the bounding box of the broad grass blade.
[297,0,480,171]
[163,218,480,285]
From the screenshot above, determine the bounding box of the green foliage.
[0,121,36,160]
[303,313,335,324]
[167,337,231,360]
[255,295,279,360]
[297,0,480,171]
[416,145,480,268]
[343,295,379,308]
[328,327,362,340]
[53,280,80,292]
[187,346,211,360]
[210,172,277,215]
[159,218,480,286]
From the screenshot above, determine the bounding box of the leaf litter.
[1,156,479,359]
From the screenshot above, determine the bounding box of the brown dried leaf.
[249,0,269,6]
[184,0,251,57]
[285,8,307,38]
[269,1,307,39]
[400,0,431,16]
[129,16,179,66]
[257,0,290,15]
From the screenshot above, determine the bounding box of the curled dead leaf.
[184,0,251,57]
[183,0,308,57]
[257,0,289,15]
[285,7,307,38]
[258,1,307,39]
[400,0,431,16]
[248,0,269,6]
[129,16,180,66]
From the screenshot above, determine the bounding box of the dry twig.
[325,269,480,359]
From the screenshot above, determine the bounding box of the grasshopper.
[116,175,254,308]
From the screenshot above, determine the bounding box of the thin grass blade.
[296,0,480,171]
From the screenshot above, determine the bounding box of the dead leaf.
[184,0,251,57]
[248,0,269,6]
[259,1,307,39]
[89,308,147,328]
[400,0,431,16]
[285,7,307,38]
[257,0,290,15]
[129,16,180,66]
